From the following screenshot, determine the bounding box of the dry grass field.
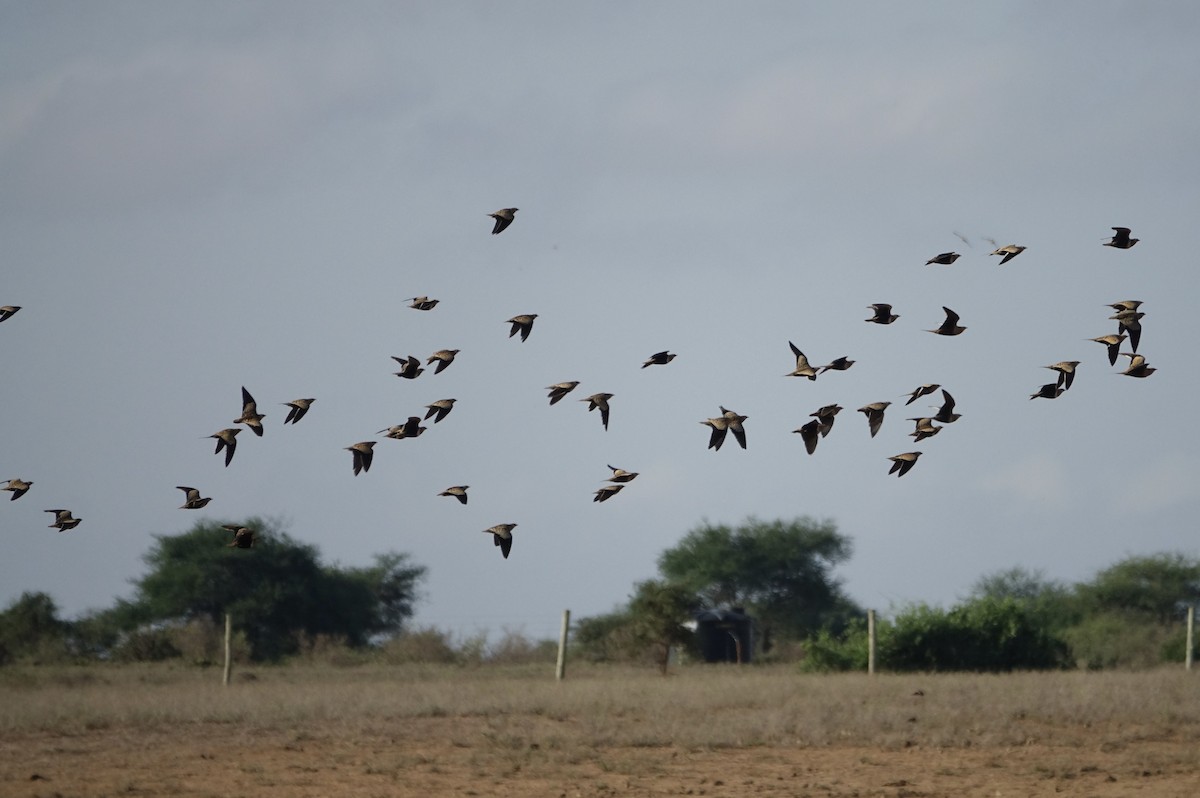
[2,663,1198,797]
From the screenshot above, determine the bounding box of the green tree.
[0,591,68,664]
[126,518,426,661]
[627,579,697,674]
[1075,553,1200,623]
[657,516,860,643]
[968,566,1080,630]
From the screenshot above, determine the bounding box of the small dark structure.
[694,607,754,664]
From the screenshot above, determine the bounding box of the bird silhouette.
[926,252,961,265]
[1120,352,1156,378]
[2,478,32,500]
[990,244,1026,264]
[904,384,941,406]
[439,485,469,505]
[546,381,580,405]
[345,441,376,475]
[488,208,518,235]
[887,452,922,477]
[927,306,966,336]
[424,398,457,423]
[484,523,517,559]
[786,341,818,379]
[222,525,255,549]
[866,304,899,325]
[793,419,821,455]
[427,349,460,374]
[506,314,538,342]
[45,509,81,531]
[407,296,440,310]
[908,417,942,441]
[581,393,613,430]
[392,355,425,379]
[1029,382,1064,400]
[1045,362,1080,391]
[642,350,677,368]
[701,415,730,450]
[810,404,842,437]
[720,406,749,449]
[234,387,265,437]
[857,402,890,438]
[282,398,315,425]
[176,486,212,509]
[1089,334,1127,367]
[593,484,624,503]
[379,416,426,440]
[819,357,855,374]
[0,305,20,322]
[1110,310,1144,353]
[606,465,639,483]
[1104,227,1139,249]
[209,428,241,467]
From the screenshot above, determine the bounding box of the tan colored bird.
[484,523,517,559]
[642,350,677,368]
[887,451,922,477]
[488,208,518,235]
[581,393,613,430]
[606,465,639,483]
[1104,227,1139,249]
[345,441,376,475]
[1107,300,1143,312]
[786,341,818,380]
[793,419,821,455]
[392,355,425,379]
[908,417,942,441]
[439,485,469,505]
[222,524,255,549]
[282,398,315,425]
[176,486,212,509]
[989,244,1026,264]
[427,349,460,374]
[926,252,961,265]
[407,296,440,310]
[927,306,967,336]
[1110,310,1144,352]
[2,478,32,500]
[234,387,265,437]
[904,384,941,405]
[1045,361,1080,391]
[720,406,749,449]
[0,305,20,322]
[424,398,457,423]
[546,381,580,405]
[593,484,625,503]
[701,415,730,450]
[931,390,962,424]
[1029,382,1064,400]
[1089,334,1127,367]
[819,356,855,374]
[378,416,426,440]
[866,303,899,324]
[506,314,538,342]
[209,428,242,467]
[857,402,890,438]
[810,404,842,437]
[45,509,82,531]
[1120,352,1156,379]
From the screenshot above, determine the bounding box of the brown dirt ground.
[4,717,1199,798]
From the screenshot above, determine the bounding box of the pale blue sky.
[2,1,1197,640]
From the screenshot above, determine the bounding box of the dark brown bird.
[904,384,941,406]
[1104,227,1139,249]
[908,417,942,441]
[234,387,265,437]
[345,441,376,475]
[407,296,440,311]
[931,390,961,424]
[176,486,212,509]
[209,428,241,467]
[546,381,580,405]
[1030,382,1064,400]
[392,355,425,379]
[506,314,538,342]
[379,416,426,440]
[1045,362,1080,391]
[427,349,460,374]
[887,451,922,477]
[488,208,518,235]
[581,393,613,430]
[282,398,315,425]
[606,465,639,483]
[720,406,749,449]
[810,404,842,437]
[866,304,899,324]
[45,509,81,531]
[927,306,966,336]
[989,244,1026,264]
[2,478,32,500]
[819,357,855,374]
[0,305,20,322]
[593,484,624,503]
[786,341,818,380]
[701,415,730,450]
[1110,310,1144,352]
[439,485,469,505]
[222,524,255,549]
[793,419,821,455]
[484,523,517,558]
[642,350,677,368]
[1107,300,1143,312]
[424,398,456,423]
[926,252,961,265]
[1090,334,1127,367]
[1120,352,1156,378]
[857,402,890,438]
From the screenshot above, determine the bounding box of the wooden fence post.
[1187,605,1194,672]
[867,609,876,675]
[222,612,233,686]
[556,609,570,681]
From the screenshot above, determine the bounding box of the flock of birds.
[0,220,1155,560]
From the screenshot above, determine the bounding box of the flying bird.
[439,485,469,505]
[904,384,941,405]
[581,393,613,430]
[345,441,376,475]
[866,304,899,325]
[908,417,942,441]
[427,349,460,374]
[379,416,426,440]
[1120,352,1156,379]
[701,415,730,450]
[505,314,538,342]
[819,356,855,374]
[407,296,440,311]
[45,509,81,531]
[1089,334,1127,367]
[282,398,315,425]
[1107,300,1143,312]
[546,381,580,405]
[810,404,842,437]
[887,452,922,477]
[2,478,32,500]
[593,484,625,503]
[990,244,1026,264]
[176,486,212,509]
[234,387,265,436]
[927,306,967,336]
[606,465,639,483]
[793,419,821,455]
[1045,362,1080,391]
[857,402,890,438]
[424,398,457,423]
[720,406,749,449]
[1104,227,1139,249]
[209,428,241,467]
[488,208,518,235]
[931,390,961,424]
[484,523,517,559]
[786,341,818,380]
[392,355,425,379]
[0,305,20,322]
[926,252,961,265]
[1110,310,1144,352]
[642,350,677,368]
[1030,382,1065,400]
[222,525,255,549]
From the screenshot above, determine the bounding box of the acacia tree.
[657,516,860,644]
